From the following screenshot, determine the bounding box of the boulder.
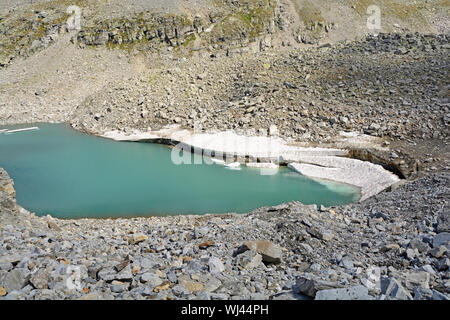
[295,276,343,298]
[432,290,450,300]
[308,226,334,242]
[30,269,49,289]
[389,270,430,291]
[380,277,413,300]
[413,287,433,300]
[315,285,374,300]
[208,257,225,274]
[435,258,450,271]
[429,245,447,258]
[234,250,263,270]
[97,267,117,281]
[436,213,449,233]
[409,238,429,253]
[236,240,282,264]
[140,272,163,287]
[339,256,355,269]
[2,268,30,293]
[115,264,133,281]
[433,232,450,248]
[0,254,22,265]
[110,280,129,293]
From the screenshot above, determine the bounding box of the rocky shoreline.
[0,166,448,300]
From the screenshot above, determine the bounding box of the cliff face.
[0,0,279,67]
[76,0,277,51]
[1,0,448,67]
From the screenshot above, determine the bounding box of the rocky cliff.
[1,0,448,67]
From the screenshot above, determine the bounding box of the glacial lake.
[0,123,360,218]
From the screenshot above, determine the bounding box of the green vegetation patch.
[207,0,275,42]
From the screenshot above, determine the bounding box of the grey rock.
[236,240,282,264]
[432,290,449,300]
[0,254,22,265]
[97,267,117,281]
[270,291,310,300]
[77,292,115,300]
[315,285,374,300]
[435,257,450,271]
[110,281,129,293]
[196,292,211,300]
[172,284,190,296]
[406,248,418,260]
[409,238,429,253]
[389,270,430,291]
[380,277,413,300]
[339,256,354,269]
[208,257,225,274]
[298,243,313,254]
[140,272,163,287]
[251,293,269,300]
[419,264,436,275]
[87,265,101,279]
[295,276,343,298]
[3,290,27,300]
[30,269,49,289]
[433,232,450,248]
[0,263,13,271]
[141,286,156,297]
[413,287,433,300]
[235,250,263,270]
[2,268,30,293]
[139,256,163,270]
[308,226,334,241]
[21,284,34,295]
[309,263,321,272]
[30,289,59,300]
[203,277,222,293]
[185,260,204,273]
[210,293,230,300]
[115,264,133,281]
[167,270,178,283]
[436,213,450,233]
[429,245,447,258]
[93,31,109,46]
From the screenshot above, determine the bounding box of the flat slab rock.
[315,285,374,300]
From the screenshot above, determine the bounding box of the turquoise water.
[0,123,360,218]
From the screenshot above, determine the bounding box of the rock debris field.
[0,168,449,300]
